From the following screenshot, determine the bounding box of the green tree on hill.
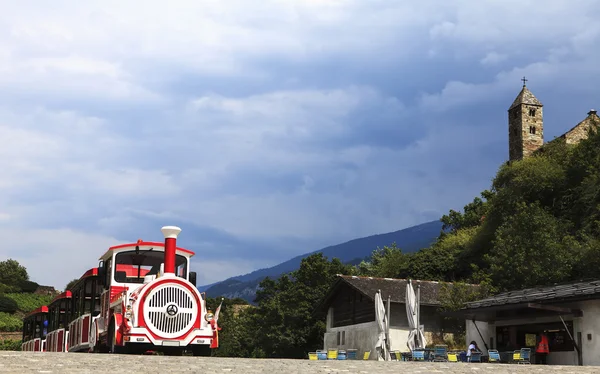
[357,123,600,293]
[0,259,29,287]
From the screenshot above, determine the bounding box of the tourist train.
[21,226,220,355]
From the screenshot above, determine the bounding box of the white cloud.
[481,52,508,66]
[0,228,119,290]
[0,0,599,288]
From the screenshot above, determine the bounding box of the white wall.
[324,303,450,360]
[324,321,378,359]
[575,299,600,366]
[463,300,600,366]
[465,320,492,355]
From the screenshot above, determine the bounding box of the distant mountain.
[202,219,443,303]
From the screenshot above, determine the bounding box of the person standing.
[536,332,549,364]
[466,341,479,362]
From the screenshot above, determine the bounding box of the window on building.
[337,331,341,345]
[529,109,536,116]
[529,126,536,134]
[342,331,346,345]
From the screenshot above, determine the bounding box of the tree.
[485,202,580,291]
[233,253,354,359]
[0,259,29,288]
[64,279,80,291]
[356,243,407,278]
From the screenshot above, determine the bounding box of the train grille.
[143,284,197,339]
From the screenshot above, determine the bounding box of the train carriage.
[46,291,72,352]
[21,306,49,352]
[67,268,103,352]
[21,225,220,356]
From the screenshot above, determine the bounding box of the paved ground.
[1,352,599,373]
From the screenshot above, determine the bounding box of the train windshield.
[114,250,188,283]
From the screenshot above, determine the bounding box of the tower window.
[529,126,536,134]
[529,108,536,116]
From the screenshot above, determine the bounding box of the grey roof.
[509,86,543,110]
[314,275,480,316]
[464,279,600,310]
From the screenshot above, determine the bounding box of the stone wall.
[0,332,21,341]
[508,103,544,161]
[562,110,600,145]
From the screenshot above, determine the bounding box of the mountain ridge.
[201,219,443,302]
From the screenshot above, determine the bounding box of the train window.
[105,259,112,287]
[114,250,188,284]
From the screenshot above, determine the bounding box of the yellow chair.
[327,349,338,360]
[308,352,318,360]
[448,353,458,362]
[363,351,371,360]
[512,350,522,364]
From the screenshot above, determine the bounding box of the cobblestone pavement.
[2,352,600,374]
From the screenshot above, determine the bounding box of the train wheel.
[191,346,212,357]
[108,319,126,354]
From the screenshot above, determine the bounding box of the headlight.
[205,311,214,322]
[125,304,132,319]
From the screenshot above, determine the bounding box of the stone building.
[508,78,600,162]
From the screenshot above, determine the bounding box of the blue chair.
[412,350,425,361]
[347,349,357,360]
[488,349,501,363]
[433,345,448,361]
[519,348,531,364]
[469,351,482,362]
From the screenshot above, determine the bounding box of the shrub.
[18,280,39,293]
[4,293,53,313]
[0,313,22,332]
[0,339,22,351]
[0,296,18,314]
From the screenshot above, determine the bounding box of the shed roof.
[313,274,479,316]
[464,279,600,310]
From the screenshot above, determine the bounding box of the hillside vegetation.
[367,121,600,293]
[214,122,600,358]
[0,259,54,349]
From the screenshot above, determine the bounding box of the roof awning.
[445,302,583,322]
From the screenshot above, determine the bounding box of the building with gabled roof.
[508,78,599,162]
[313,274,479,359]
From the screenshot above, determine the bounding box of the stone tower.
[508,78,544,161]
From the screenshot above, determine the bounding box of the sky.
[1,0,599,290]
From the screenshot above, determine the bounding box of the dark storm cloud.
[0,0,599,289]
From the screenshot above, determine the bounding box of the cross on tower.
[521,76,528,87]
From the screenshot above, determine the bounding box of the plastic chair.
[363,351,371,360]
[412,350,425,361]
[448,353,458,362]
[316,350,327,360]
[433,345,448,361]
[519,348,531,364]
[512,350,522,364]
[337,350,347,360]
[308,352,318,360]
[327,349,338,360]
[469,352,482,362]
[488,349,501,363]
[347,349,357,360]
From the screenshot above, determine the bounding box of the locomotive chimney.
[161,226,182,275]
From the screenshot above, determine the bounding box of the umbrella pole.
[386,294,391,359]
[417,283,421,348]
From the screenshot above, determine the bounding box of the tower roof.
[509,86,543,110]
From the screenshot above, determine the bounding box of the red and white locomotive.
[21,225,220,355]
